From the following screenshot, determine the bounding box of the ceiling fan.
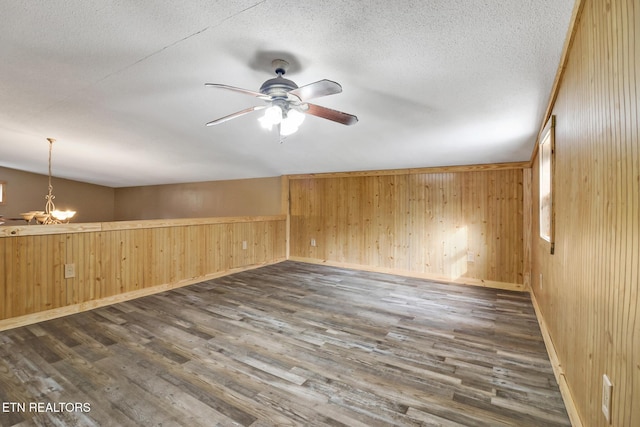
[205,59,358,137]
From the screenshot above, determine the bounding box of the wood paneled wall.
[0,217,286,327]
[531,0,639,425]
[289,167,525,290]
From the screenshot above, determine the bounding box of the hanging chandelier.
[20,138,76,225]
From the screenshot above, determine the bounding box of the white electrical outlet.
[242,240,247,250]
[602,374,612,423]
[467,251,475,262]
[64,263,75,279]
[310,238,316,247]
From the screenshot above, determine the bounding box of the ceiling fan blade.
[205,83,271,100]
[288,79,342,102]
[205,106,266,126]
[303,103,358,126]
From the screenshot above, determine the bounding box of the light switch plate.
[64,263,75,279]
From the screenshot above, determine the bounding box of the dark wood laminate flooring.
[0,261,570,426]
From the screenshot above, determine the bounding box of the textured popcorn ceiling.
[0,0,575,187]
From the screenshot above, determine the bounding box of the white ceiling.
[0,0,575,188]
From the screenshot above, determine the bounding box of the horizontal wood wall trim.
[289,257,526,292]
[530,290,583,427]
[100,215,286,230]
[1,218,287,323]
[0,222,102,237]
[0,215,286,237]
[0,259,284,332]
[287,162,529,180]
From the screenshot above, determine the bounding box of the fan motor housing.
[259,77,298,98]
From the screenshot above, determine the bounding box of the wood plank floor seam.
[0,261,569,426]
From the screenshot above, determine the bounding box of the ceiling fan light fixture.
[258,115,272,130]
[205,59,358,136]
[286,109,305,127]
[279,109,305,136]
[260,105,283,129]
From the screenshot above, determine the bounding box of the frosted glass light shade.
[280,109,305,136]
[259,105,284,130]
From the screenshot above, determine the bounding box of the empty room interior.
[0,0,638,426]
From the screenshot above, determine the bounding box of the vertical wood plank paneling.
[64,234,74,305]
[0,218,286,322]
[102,230,113,297]
[53,235,64,310]
[73,233,81,304]
[523,168,532,290]
[0,238,6,319]
[532,0,639,425]
[12,237,23,317]
[290,169,523,287]
[393,174,410,270]
[155,229,164,283]
[103,230,115,298]
[6,237,18,317]
[23,236,33,314]
[84,232,95,302]
[134,229,145,290]
[5,238,15,318]
[28,235,37,312]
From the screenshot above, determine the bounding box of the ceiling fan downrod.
[271,59,289,76]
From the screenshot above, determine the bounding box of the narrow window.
[539,116,555,254]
